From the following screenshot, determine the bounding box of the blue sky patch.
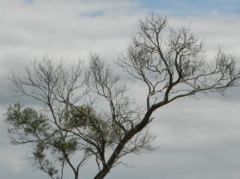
[139,0,240,15]
[81,10,105,17]
[23,0,34,4]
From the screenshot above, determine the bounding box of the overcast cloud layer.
[1,0,240,179]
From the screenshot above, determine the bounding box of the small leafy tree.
[5,15,240,179]
[5,103,93,179]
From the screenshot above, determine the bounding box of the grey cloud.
[1,1,240,179]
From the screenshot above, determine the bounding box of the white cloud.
[0,147,28,174]
[0,0,140,62]
[0,0,240,179]
[165,15,240,58]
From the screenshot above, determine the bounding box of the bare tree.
[85,55,153,178]
[93,15,240,179]
[4,15,240,179]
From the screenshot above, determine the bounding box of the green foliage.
[52,137,78,153]
[5,103,49,137]
[64,105,96,129]
[5,103,126,178]
[33,141,46,160]
[5,104,60,178]
[33,142,58,179]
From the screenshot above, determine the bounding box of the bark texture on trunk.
[94,104,163,179]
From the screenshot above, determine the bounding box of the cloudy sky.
[1,0,240,179]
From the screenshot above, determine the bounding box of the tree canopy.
[4,15,240,179]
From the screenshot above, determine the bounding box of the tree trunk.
[74,171,79,179]
[93,105,160,179]
[94,168,109,179]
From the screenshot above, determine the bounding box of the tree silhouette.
[5,15,240,179]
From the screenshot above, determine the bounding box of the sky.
[1,0,240,179]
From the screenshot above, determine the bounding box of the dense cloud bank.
[0,0,240,179]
